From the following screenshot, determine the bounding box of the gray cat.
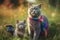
[27,4,48,40]
[14,20,26,39]
[27,4,41,40]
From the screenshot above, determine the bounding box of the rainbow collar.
[29,16,43,22]
[29,17,39,21]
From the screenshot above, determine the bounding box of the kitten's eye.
[34,8,38,10]
[19,23,23,25]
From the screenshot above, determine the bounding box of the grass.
[0,21,60,40]
[0,3,60,40]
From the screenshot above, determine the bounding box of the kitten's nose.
[19,25,23,28]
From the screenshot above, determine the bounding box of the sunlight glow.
[51,13,56,17]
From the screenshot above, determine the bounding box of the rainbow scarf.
[29,16,43,22]
[29,15,48,36]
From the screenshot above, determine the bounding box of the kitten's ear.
[38,4,41,8]
[16,20,19,23]
[24,20,26,23]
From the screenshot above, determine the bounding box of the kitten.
[15,20,26,39]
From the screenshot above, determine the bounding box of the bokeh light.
[51,12,56,17]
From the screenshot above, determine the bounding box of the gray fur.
[15,20,26,38]
[28,5,41,17]
[28,4,41,40]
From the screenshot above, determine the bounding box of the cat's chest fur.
[28,18,40,30]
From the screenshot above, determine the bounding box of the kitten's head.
[28,4,41,18]
[16,20,26,29]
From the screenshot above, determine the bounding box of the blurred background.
[0,0,60,40]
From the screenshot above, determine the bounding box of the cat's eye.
[30,8,33,13]
[34,8,37,10]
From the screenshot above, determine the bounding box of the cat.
[14,20,26,39]
[27,4,41,40]
[27,4,48,40]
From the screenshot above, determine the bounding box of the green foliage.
[0,0,60,40]
[0,16,60,40]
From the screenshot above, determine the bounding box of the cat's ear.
[38,4,41,8]
[28,3,32,8]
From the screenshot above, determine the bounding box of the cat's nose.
[33,10,35,13]
[34,11,37,14]
[34,11,35,13]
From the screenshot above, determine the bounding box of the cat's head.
[16,20,26,29]
[28,4,41,18]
